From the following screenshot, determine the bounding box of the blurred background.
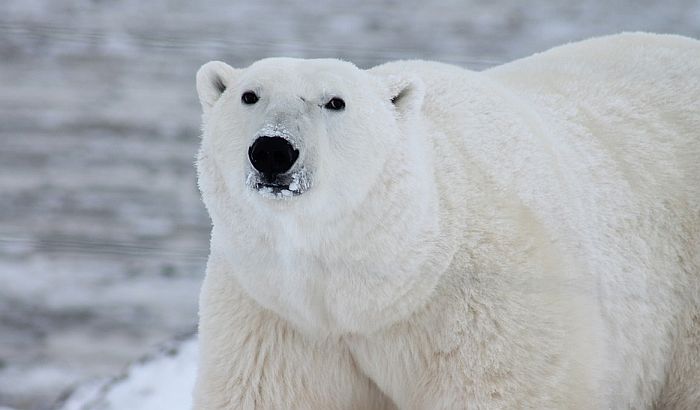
[1,0,699,408]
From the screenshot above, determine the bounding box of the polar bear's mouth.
[255,182,297,197]
[246,168,311,199]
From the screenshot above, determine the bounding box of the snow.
[1,0,699,408]
[57,337,197,410]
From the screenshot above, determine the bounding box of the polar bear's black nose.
[248,136,299,178]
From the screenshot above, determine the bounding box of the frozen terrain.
[56,337,196,410]
[1,0,699,408]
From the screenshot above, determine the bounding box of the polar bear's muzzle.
[246,135,310,198]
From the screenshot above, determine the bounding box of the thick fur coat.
[193,33,700,409]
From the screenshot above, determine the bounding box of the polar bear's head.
[196,58,423,212]
[196,58,438,334]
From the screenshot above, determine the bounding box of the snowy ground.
[1,1,699,409]
[56,336,197,410]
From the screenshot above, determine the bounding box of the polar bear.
[193,33,700,409]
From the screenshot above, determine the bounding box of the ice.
[288,179,300,192]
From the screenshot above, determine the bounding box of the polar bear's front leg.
[193,257,393,410]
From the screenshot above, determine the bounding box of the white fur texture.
[193,33,700,409]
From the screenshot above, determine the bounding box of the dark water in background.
[1,0,698,408]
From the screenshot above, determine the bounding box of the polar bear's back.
[487,33,699,284]
[487,32,700,205]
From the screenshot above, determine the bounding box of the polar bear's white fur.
[193,33,700,409]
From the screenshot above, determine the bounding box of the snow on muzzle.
[245,128,311,199]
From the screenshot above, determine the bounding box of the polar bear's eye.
[241,91,259,105]
[324,97,345,111]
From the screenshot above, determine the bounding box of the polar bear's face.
[196,58,431,333]
[196,58,422,219]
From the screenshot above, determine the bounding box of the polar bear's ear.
[382,74,425,116]
[196,61,239,112]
